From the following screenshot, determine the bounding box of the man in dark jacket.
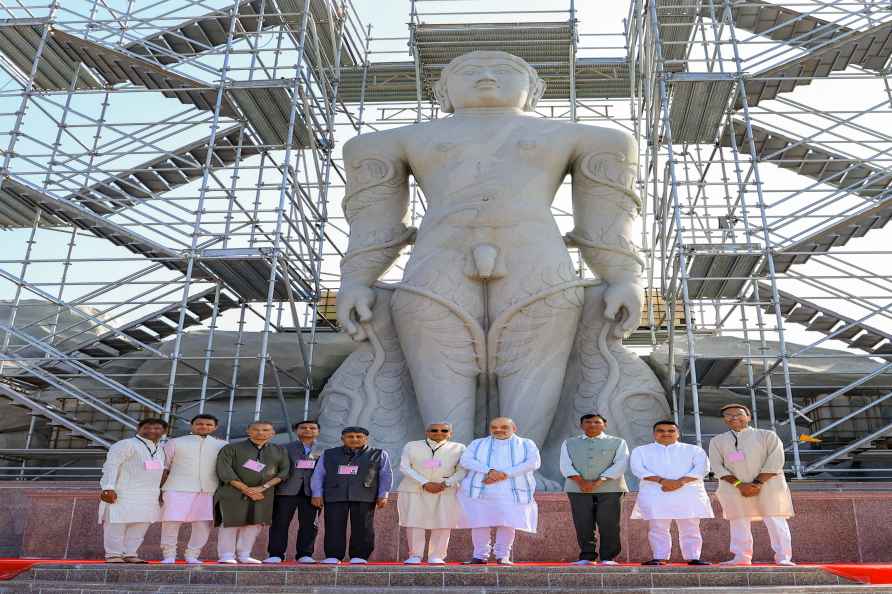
[263,419,323,564]
[214,421,289,563]
[310,426,393,564]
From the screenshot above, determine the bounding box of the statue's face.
[445,57,530,110]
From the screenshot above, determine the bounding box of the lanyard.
[137,437,160,459]
[426,440,446,457]
[729,431,740,451]
[250,441,266,463]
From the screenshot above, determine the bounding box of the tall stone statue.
[316,51,669,489]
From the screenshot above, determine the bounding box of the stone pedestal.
[1,481,890,563]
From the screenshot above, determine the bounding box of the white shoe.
[184,558,202,564]
[218,558,238,564]
[262,556,282,564]
[600,560,619,565]
[349,557,368,564]
[777,559,796,566]
[721,557,752,566]
[427,557,445,565]
[320,557,340,564]
[497,558,513,565]
[403,556,422,565]
[572,559,592,565]
[297,556,316,564]
[237,557,262,564]
[160,558,176,564]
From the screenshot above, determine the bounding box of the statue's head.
[434,51,546,113]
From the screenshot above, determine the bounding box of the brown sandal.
[105,557,125,563]
[122,556,147,563]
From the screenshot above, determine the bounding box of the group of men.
[99,403,794,565]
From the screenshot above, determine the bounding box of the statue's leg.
[493,284,584,448]
[391,286,482,445]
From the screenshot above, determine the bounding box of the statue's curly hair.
[433,51,546,113]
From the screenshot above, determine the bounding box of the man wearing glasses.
[397,422,467,564]
[709,404,795,566]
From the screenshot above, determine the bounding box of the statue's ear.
[525,77,546,111]
[434,77,454,113]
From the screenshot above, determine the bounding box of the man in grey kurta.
[559,413,629,565]
[709,404,794,566]
[214,421,289,563]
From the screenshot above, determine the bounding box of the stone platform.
[3,563,892,594]
[2,481,892,563]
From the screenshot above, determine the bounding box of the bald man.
[458,418,540,565]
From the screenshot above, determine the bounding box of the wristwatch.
[752,478,763,485]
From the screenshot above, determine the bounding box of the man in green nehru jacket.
[214,420,289,563]
[560,413,629,565]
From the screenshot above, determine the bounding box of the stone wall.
[1,481,890,563]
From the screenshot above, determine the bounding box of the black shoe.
[463,558,488,565]
[688,559,711,566]
[642,559,668,566]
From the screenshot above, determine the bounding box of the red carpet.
[1,559,890,584]
[822,564,892,585]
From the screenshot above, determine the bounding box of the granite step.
[0,563,874,593]
[5,582,892,594]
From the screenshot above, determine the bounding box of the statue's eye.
[462,68,479,76]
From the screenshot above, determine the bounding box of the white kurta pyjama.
[458,436,540,533]
[630,442,714,520]
[99,436,165,524]
[397,439,467,529]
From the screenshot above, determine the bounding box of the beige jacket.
[709,427,794,520]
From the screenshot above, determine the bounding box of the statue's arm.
[338,133,412,339]
[569,128,644,335]
[569,128,644,284]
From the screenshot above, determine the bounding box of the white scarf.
[464,435,535,503]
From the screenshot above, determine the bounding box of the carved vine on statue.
[316,50,670,489]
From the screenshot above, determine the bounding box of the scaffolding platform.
[199,247,315,302]
[228,79,317,148]
[0,18,101,90]
[682,243,763,299]
[667,73,736,143]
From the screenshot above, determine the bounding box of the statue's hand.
[337,286,376,341]
[603,281,643,338]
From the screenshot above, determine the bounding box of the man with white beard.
[458,417,540,565]
[630,420,713,565]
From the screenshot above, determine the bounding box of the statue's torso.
[399,115,580,300]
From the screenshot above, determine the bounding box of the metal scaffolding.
[0,0,890,482]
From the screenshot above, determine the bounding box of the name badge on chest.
[242,459,266,472]
[337,464,359,475]
[296,459,316,470]
[144,460,163,471]
[421,458,442,469]
[726,451,745,462]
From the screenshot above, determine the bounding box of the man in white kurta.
[398,422,467,564]
[459,417,540,565]
[159,414,227,564]
[99,418,168,563]
[630,420,713,565]
[709,404,795,566]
